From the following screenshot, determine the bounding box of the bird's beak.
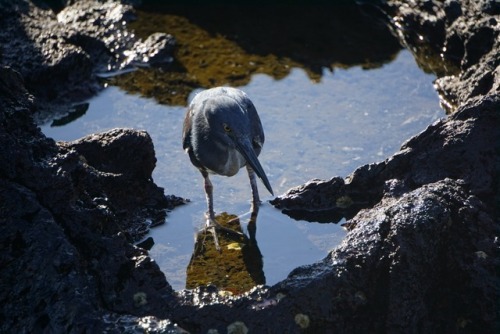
[235,138,274,196]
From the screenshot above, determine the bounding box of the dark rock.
[470,70,494,96]
[463,26,495,69]
[271,177,352,223]
[444,0,462,23]
[1,0,499,332]
[384,0,500,111]
[443,32,465,63]
[271,179,498,333]
[168,179,498,333]
[393,1,446,49]
[136,236,155,251]
[0,180,103,333]
[0,0,175,121]
[55,128,175,240]
[63,128,157,180]
[421,0,437,14]
[131,32,176,67]
[482,0,500,15]
[0,66,183,332]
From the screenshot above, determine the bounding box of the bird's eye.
[223,124,231,133]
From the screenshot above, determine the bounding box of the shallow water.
[41,48,443,291]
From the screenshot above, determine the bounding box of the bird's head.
[205,97,274,196]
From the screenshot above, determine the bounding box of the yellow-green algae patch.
[110,5,402,105]
[113,11,303,105]
[186,212,265,294]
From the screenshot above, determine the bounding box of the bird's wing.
[220,88,265,143]
[182,107,193,151]
[232,90,265,148]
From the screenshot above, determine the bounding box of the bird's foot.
[205,218,244,236]
[201,215,244,252]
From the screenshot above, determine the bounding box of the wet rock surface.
[383,0,499,112]
[276,178,498,333]
[0,0,499,333]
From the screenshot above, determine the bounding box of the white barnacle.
[227,321,248,334]
[475,251,487,259]
[295,313,310,329]
[133,292,147,307]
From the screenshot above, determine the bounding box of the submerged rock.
[107,3,402,105]
[186,212,265,294]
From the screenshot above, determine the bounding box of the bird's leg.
[201,171,243,252]
[201,171,221,250]
[246,166,261,211]
[202,170,216,222]
[247,203,259,241]
[246,166,261,240]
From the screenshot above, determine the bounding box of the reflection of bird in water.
[186,212,265,293]
[182,87,273,248]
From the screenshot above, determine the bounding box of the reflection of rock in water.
[117,4,402,105]
[186,212,265,294]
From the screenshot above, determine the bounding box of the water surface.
[41,49,443,291]
[39,0,444,294]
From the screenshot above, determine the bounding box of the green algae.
[109,4,402,106]
[186,212,265,294]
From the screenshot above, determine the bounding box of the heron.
[182,87,274,237]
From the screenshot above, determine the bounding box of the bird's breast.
[220,148,246,176]
[195,136,246,177]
